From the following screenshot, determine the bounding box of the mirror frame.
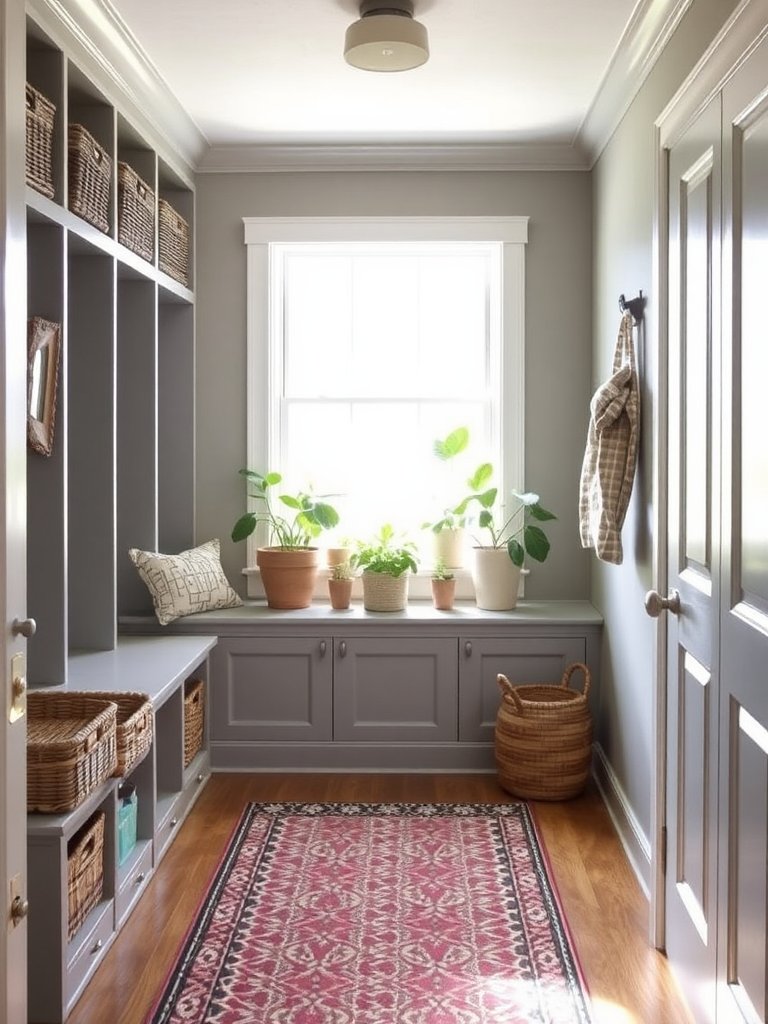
[27,316,61,457]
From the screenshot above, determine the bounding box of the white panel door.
[664,94,722,1024]
[1,0,29,1020]
[717,35,768,1024]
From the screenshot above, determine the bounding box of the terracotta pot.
[472,547,522,610]
[431,577,456,611]
[256,546,319,609]
[432,527,464,569]
[328,577,353,610]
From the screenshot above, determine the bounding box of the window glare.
[274,241,501,548]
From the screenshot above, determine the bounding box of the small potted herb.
[431,559,456,611]
[351,524,419,612]
[328,560,354,610]
[422,426,471,569]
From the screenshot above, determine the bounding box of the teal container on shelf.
[117,782,137,866]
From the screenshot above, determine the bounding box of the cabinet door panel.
[334,637,458,742]
[211,637,332,742]
[459,637,587,742]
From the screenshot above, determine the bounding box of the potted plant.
[231,469,339,609]
[431,559,456,611]
[422,426,470,569]
[351,524,419,612]
[328,560,354,610]
[454,465,556,610]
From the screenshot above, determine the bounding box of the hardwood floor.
[65,774,692,1024]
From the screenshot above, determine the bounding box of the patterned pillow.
[128,539,242,625]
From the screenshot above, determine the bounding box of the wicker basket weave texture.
[67,811,105,940]
[158,198,190,286]
[27,693,117,813]
[117,162,154,262]
[68,123,111,233]
[495,663,593,801]
[362,571,409,612]
[183,678,204,768]
[81,691,153,777]
[25,83,55,199]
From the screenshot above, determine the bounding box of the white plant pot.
[472,547,522,611]
[432,527,464,569]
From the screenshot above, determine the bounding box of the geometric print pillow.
[128,538,243,625]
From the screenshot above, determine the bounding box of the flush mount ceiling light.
[344,0,429,72]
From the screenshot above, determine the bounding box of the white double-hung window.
[243,216,528,569]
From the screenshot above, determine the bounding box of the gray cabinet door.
[333,637,458,742]
[210,636,332,742]
[459,636,588,742]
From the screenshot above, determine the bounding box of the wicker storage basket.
[68,123,111,233]
[81,691,153,777]
[67,811,105,940]
[25,83,56,199]
[183,678,204,768]
[117,162,154,262]
[362,571,409,612]
[158,198,190,285]
[27,693,117,813]
[495,663,593,801]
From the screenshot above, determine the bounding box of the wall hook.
[618,290,646,324]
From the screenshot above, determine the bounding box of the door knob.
[644,589,681,617]
[11,617,36,638]
[11,895,28,924]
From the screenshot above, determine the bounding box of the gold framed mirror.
[27,316,61,457]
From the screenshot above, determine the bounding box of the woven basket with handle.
[495,662,592,801]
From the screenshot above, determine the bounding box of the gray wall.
[194,171,593,599]
[591,0,739,852]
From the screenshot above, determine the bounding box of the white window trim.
[243,216,528,598]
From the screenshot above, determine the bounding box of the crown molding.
[28,0,208,177]
[578,0,694,166]
[197,141,591,174]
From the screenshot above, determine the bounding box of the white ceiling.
[108,0,640,153]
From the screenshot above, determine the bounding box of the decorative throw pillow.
[128,539,242,625]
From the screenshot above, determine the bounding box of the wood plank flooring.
[64,774,693,1024]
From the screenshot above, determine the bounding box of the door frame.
[650,0,768,951]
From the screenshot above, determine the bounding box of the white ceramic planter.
[432,527,464,569]
[472,547,522,610]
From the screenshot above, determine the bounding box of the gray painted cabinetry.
[128,601,603,771]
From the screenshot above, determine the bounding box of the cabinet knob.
[11,617,36,638]
[338,641,347,658]
[464,641,473,657]
[90,939,103,954]
[319,640,327,657]
[134,872,146,885]
[196,773,204,783]
[169,817,178,828]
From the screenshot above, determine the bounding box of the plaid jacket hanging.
[579,311,640,564]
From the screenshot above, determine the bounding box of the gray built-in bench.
[120,600,602,772]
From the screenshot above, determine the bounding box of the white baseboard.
[592,742,652,899]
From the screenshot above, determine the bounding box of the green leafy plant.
[231,469,339,548]
[431,558,455,581]
[454,464,556,567]
[422,426,471,533]
[351,524,419,578]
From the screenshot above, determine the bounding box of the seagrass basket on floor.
[27,693,117,813]
[495,662,592,801]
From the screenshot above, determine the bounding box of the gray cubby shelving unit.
[25,11,211,1022]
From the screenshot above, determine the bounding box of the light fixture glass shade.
[344,14,429,72]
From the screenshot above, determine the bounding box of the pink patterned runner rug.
[147,802,592,1024]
